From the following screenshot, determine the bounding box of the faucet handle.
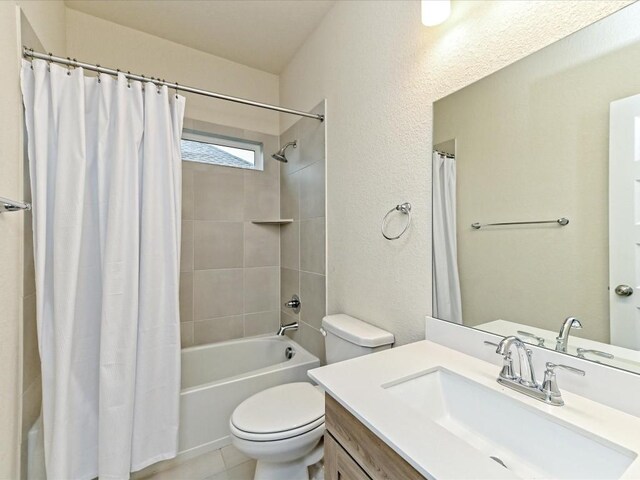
[545,362,586,377]
[484,340,517,380]
[576,348,614,360]
[284,294,301,314]
[542,362,585,406]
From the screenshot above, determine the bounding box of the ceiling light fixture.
[421,0,451,27]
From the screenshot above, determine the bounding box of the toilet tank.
[322,314,395,364]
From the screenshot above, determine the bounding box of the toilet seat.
[230,382,324,442]
[230,415,325,442]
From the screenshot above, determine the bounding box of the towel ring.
[381,202,412,240]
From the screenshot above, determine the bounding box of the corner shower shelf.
[251,219,294,225]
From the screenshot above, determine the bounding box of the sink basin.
[383,368,636,479]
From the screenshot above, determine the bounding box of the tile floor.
[136,445,256,480]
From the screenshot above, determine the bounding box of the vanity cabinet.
[324,394,424,480]
[325,434,370,480]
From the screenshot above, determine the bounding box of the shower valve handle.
[284,294,301,314]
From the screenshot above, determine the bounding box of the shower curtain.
[432,151,463,324]
[21,59,185,480]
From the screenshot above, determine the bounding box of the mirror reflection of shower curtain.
[432,151,462,323]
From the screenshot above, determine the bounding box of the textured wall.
[434,3,640,343]
[19,14,46,480]
[0,5,24,475]
[0,2,66,478]
[279,0,630,346]
[65,8,280,136]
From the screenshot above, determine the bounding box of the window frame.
[181,128,264,171]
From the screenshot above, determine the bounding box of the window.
[181,129,263,171]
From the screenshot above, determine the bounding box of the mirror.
[432,3,640,375]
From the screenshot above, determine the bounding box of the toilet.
[229,314,394,480]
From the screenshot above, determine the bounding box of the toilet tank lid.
[322,314,394,348]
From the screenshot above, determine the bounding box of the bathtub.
[178,335,320,456]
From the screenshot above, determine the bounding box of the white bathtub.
[178,335,320,456]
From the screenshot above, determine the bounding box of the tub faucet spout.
[277,322,299,336]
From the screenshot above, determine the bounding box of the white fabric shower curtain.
[432,151,463,324]
[21,59,185,480]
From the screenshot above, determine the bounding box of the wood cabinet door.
[325,394,424,480]
[325,432,371,480]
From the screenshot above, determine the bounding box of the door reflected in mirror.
[432,2,640,375]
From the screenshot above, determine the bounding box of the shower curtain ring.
[47,52,52,72]
[66,58,72,75]
[175,82,179,99]
[97,64,101,83]
[127,71,131,88]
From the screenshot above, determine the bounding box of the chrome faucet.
[495,336,537,387]
[277,322,299,336]
[541,362,586,405]
[485,336,585,406]
[284,294,301,314]
[555,317,583,352]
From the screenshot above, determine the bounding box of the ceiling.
[64,0,336,74]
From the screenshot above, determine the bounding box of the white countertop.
[308,340,640,480]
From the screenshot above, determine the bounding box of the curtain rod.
[23,48,324,122]
[434,149,455,158]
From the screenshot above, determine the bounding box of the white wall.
[0,6,24,473]
[0,2,66,477]
[65,8,280,135]
[20,1,66,52]
[279,0,630,346]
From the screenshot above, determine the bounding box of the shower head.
[271,140,297,163]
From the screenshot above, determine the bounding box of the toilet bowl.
[230,382,325,480]
[230,314,394,480]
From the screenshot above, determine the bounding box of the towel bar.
[1,196,31,213]
[471,217,569,230]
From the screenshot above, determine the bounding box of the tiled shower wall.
[180,119,281,347]
[280,101,327,364]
